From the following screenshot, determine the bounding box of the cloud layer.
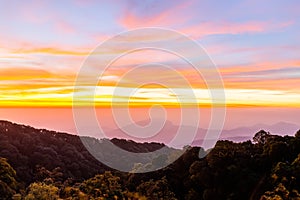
[0,0,299,107]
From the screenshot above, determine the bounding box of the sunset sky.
[0,0,300,135]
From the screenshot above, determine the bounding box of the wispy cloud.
[0,0,299,107]
[119,0,195,28]
[180,21,293,38]
[13,47,90,56]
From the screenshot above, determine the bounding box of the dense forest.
[0,120,300,199]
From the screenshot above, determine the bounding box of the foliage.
[260,154,300,200]
[25,182,59,200]
[296,130,300,138]
[0,157,19,199]
[0,120,177,185]
[1,121,300,199]
[254,130,271,144]
[136,177,177,200]
[78,171,123,199]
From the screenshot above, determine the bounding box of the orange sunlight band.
[1,100,300,108]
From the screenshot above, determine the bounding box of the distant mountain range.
[109,120,300,147]
[219,121,299,140]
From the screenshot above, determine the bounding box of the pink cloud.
[0,31,94,55]
[55,20,76,34]
[119,0,195,28]
[118,0,293,39]
[180,20,293,39]
[18,0,53,24]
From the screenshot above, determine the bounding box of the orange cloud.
[223,78,300,91]
[0,67,53,80]
[12,47,90,56]
[220,60,300,74]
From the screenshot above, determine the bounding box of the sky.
[0,0,300,138]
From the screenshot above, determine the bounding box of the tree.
[295,130,300,138]
[25,182,59,200]
[79,171,124,199]
[0,157,19,199]
[34,166,63,187]
[61,186,88,199]
[136,177,177,200]
[260,154,300,200]
[253,130,270,144]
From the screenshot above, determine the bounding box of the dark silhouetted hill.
[1,120,300,199]
[0,120,173,185]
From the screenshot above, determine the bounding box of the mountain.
[0,120,177,185]
[220,121,300,139]
[1,120,300,199]
[1,119,299,183]
[109,120,300,147]
[251,121,300,134]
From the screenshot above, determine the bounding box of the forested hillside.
[1,120,300,199]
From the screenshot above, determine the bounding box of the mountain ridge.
[0,120,177,185]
